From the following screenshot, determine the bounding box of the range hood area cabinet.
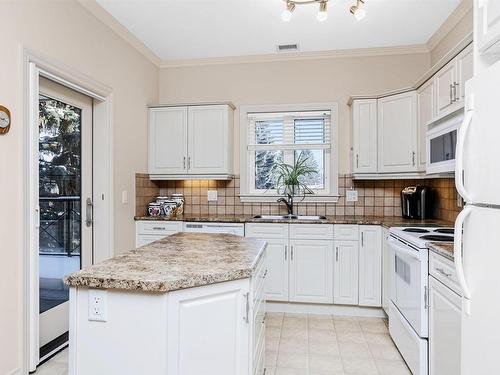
[351,92,423,178]
[148,104,235,180]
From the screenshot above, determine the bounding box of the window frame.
[239,103,339,203]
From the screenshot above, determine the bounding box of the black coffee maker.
[401,186,433,219]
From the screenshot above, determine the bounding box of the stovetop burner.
[434,228,454,234]
[402,228,430,233]
[420,234,454,242]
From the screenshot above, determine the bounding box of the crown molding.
[77,0,161,67]
[159,44,430,69]
[426,0,473,51]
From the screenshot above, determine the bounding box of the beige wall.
[159,53,430,175]
[430,1,473,65]
[0,1,158,373]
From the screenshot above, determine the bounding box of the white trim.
[266,302,386,318]
[240,103,339,203]
[22,49,114,375]
[160,44,429,68]
[149,174,234,180]
[5,368,22,375]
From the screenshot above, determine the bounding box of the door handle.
[455,110,473,202]
[454,205,472,300]
[34,205,40,229]
[86,198,93,227]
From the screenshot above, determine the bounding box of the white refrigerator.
[454,58,500,375]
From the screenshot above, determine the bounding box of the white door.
[148,107,188,175]
[428,276,461,375]
[377,91,418,173]
[458,205,500,375]
[352,99,378,173]
[435,61,458,118]
[476,0,500,54]
[359,226,382,307]
[417,79,434,170]
[263,238,289,302]
[187,105,230,175]
[38,77,93,360]
[167,280,250,375]
[381,228,391,314]
[333,240,359,305]
[459,60,500,205]
[289,240,333,304]
[456,44,474,104]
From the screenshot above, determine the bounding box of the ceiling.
[96,0,462,62]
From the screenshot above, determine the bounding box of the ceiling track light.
[281,0,330,22]
[350,0,366,21]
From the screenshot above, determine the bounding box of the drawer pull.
[262,270,268,279]
[152,227,166,230]
[436,267,452,278]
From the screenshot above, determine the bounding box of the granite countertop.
[427,242,455,262]
[64,232,266,293]
[134,214,453,228]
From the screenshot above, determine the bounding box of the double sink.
[253,214,327,220]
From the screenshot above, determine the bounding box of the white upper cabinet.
[289,239,334,304]
[476,0,500,55]
[333,240,359,305]
[358,226,382,307]
[434,44,474,119]
[352,99,378,174]
[187,105,233,175]
[149,107,188,175]
[377,91,418,173]
[149,104,234,179]
[417,79,434,170]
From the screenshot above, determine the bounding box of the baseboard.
[267,302,387,318]
[5,367,22,375]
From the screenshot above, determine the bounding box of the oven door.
[426,114,461,175]
[388,236,428,337]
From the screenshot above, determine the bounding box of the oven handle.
[388,237,421,261]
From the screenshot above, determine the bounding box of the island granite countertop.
[64,232,266,293]
[134,214,453,228]
[427,242,455,262]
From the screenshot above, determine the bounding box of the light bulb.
[353,7,366,21]
[281,9,293,22]
[317,2,328,22]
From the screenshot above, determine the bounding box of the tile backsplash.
[135,173,461,222]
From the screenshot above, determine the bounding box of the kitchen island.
[64,232,267,375]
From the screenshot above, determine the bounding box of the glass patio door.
[37,77,93,360]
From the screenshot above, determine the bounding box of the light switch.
[207,190,218,202]
[346,189,358,202]
[121,190,128,204]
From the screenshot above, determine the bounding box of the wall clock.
[0,105,11,135]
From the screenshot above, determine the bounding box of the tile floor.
[37,314,410,375]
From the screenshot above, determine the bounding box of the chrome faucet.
[277,194,294,216]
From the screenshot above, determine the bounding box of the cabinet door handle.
[291,246,294,261]
[183,156,186,169]
[412,151,416,166]
[454,82,460,102]
[187,157,191,170]
[356,154,359,169]
[244,293,249,323]
[361,232,364,247]
[449,83,454,104]
[336,247,339,262]
[284,245,287,261]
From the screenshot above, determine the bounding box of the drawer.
[429,252,461,295]
[290,224,334,240]
[334,225,359,241]
[136,235,168,247]
[245,223,288,239]
[136,221,183,235]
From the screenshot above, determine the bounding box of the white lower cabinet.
[429,276,462,375]
[135,221,183,247]
[333,240,359,305]
[289,239,334,304]
[263,238,289,301]
[359,225,382,307]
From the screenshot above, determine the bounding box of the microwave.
[426,114,462,174]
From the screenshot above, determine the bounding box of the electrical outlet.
[88,289,108,322]
[207,190,218,202]
[346,189,358,202]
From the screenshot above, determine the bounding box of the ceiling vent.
[277,43,299,52]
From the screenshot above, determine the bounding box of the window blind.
[248,110,331,151]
